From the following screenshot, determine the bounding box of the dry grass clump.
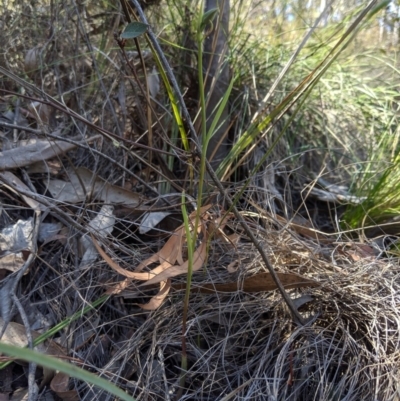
[19,205,398,400]
[148,230,400,401]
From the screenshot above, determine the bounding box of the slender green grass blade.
[206,75,237,141]
[0,342,137,401]
[0,294,110,370]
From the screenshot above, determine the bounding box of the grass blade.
[0,342,136,401]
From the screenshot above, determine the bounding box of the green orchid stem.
[179,7,211,394]
[179,193,195,391]
[194,26,209,233]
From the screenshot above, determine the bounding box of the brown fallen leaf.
[0,138,78,171]
[92,237,166,281]
[338,242,378,262]
[157,225,185,265]
[9,389,27,401]
[278,217,331,242]
[97,205,212,309]
[226,260,239,273]
[0,318,68,389]
[46,167,146,208]
[109,271,319,304]
[0,318,66,358]
[138,279,171,310]
[140,234,207,287]
[93,237,173,309]
[171,272,319,293]
[0,253,28,273]
[50,372,79,401]
[0,172,41,211]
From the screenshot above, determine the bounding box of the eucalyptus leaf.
[200,8,219,31]
[121,22,148,39]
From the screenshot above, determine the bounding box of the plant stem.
[179,9,211,393]
[179,193,195,391]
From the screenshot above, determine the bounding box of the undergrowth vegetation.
[0,0,400,400]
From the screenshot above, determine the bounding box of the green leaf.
[121,22,148,39]
[0,294,109,371]
[0,342,137,401]
[368,0,391,20]
[200,8,219,31]
[206,75,237,142]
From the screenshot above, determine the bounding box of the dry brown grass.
[0,1,399,400]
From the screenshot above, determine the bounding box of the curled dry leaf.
[92,237,161,281]
[95,233,172,309]
[138,279,171,310]
[157,225,185,265]
[339,242,378,262]
[226,260,239,273]
[140,229,208,287]
[96,205,213,309]
[104,278,132,295]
